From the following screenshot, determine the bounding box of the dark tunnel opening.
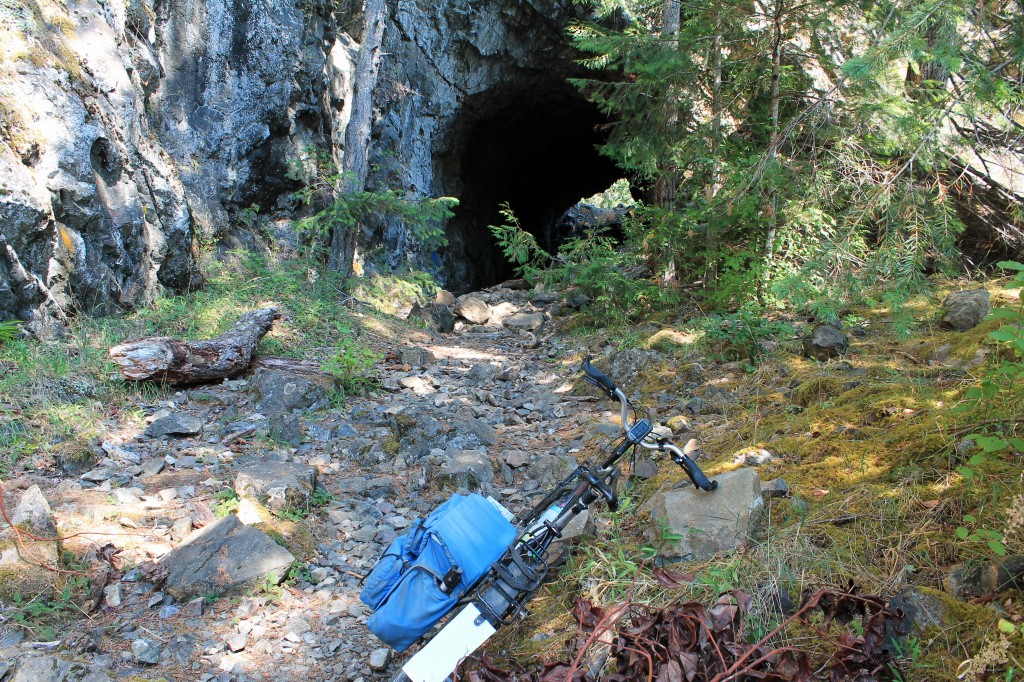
[435,78,623,292]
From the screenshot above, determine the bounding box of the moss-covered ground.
[485,281,1024,681]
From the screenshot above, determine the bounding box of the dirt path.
[0,289,607,682]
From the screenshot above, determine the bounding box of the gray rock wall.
[0,0,586,329]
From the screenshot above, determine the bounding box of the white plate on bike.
[402,604,496,682]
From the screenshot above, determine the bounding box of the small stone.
[12,485,56,535]
[132,637,161,664]
[270,413,303,446]
[648,468,763,561]
[225,632,248,652]
[802,325,849,360]
[158,514,295,599]
[733,448,775,466]
[369,648,392,672]
[399,346,437,368]
[81,468,113,483]
[566,289,591,309]
[632,458,660,479]
[399,376,433,393]
[159,604,180,619]
[186,597,206,617]
[761,478,790,499]
[931,343,953,365]
[503,450,530,468]
[103,584,122,608]
[466,362,498,382]
[140,459,165,477]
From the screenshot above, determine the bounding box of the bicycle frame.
[395,358,718,682]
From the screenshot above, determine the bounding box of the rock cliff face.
[0,0,614,331]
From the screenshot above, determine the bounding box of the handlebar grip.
[582,356,618,399]
[679,455,718,492]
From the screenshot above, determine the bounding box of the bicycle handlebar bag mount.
[361,493,517,652]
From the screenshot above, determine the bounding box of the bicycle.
[376,357,719,682]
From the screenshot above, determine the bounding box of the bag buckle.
[439,566,463,594]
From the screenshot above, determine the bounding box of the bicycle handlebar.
[581,357,718,492]
[582,356,618,398]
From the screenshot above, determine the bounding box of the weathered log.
[252,356,327,376]
[109,307,281,384]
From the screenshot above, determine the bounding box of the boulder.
[159,514,295,599]
[566,289,592,309]
[647,467,763,561]
[235,461,318,512]
[466,362,498,383]
[251,368,334,417]
[11,485,57,537]
[145,412,205,438]
[437,450,495,490]
[269,413,303,446]
[887,586,950,636]
[944,555,1024,600]
[399,346,437,368]
[408,303,455,334]
[802,325,849,360]
[0,486,59,600]
[455,297,492,324]
[503,312,545,331]
[607,349,664,382]
[942,289,990,331]
[449,417,497,448]
[11,655,112,682]
[527,453,579,488]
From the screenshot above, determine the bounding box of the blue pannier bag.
[360,493,517,652]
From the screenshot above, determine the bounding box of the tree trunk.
[109,308,281,384]
[761,0,785,294]
[705,6,724,286]
[329,0,388,275]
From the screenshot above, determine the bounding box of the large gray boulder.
[235,461,318,512]
[159,514,295,599]
[647,467,763,561]
[437,450,494,491]
[145,412,205,439]
[11,655,112,682]
[455,297,492,324]
[503,311,545,331]
[942,289,990,331]
[252,368,335,417]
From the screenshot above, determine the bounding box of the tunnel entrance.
[435,78,622,292]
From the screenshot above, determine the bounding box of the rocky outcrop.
[1,0,613,327]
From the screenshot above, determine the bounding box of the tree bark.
[329,0,388,275]
[109,307,281,384]
[761,0,786,295]
[705,6,724,286]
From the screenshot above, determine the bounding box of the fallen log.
[109,307,281,384]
